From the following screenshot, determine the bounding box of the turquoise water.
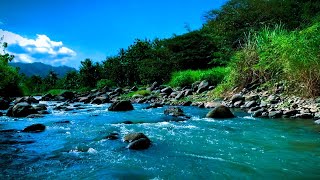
[1,102,320,179]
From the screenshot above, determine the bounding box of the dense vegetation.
[1,0,320,97]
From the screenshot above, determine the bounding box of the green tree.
[79,58,102,88]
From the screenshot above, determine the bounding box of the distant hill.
[10,62,77,78]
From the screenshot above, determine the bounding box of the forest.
[1,0,320,97]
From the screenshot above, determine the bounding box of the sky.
[0,0,227,68]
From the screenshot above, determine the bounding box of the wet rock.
[79,97,91,103]
[38,110,50,114]
[26,114,45,118]
[22,124,46,133]
[248,106,262,114]
[234,100,244,108]
[175,92,184,100]
[245,101,258,108]
[184,90,193,96]
[15,96,39,104]
[268,111,282,118]
[283,110,299,116]
[0,98,10,110]
[295,113,314,119]
[34,104,48,111]
[41,93,54,101]
[164,107,185,117]
[127,138,151,150]
[91,96,110,105]
[54,120,71,124]
[145,103,163,109]
[0,140,35,145]
[252,108,266,117]
[267,95,280,104]
[124,132,151,150]
[149,81,159,91]
[7,102,38,117]
[0,112,3,116]
[104,133,119,140]
[231,94,245,104]
[122,121,134,124]
[108,101,134,111]
[246,95,260,101]
[206,105,235,119]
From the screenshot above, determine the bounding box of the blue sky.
[0,0,227,68]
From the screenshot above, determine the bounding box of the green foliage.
[229,23,320,97]
[80,59,102,88]
[96,79,116,89]
[169,67,230,87]
[62,71,80,90]
[46,89,67,96]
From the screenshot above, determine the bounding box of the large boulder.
[41,93,54,101]
[108,101,134,111]
[0,98,10,110]
[15,96,39,104]
[164,107,185,117]
[22,124,46,133]
[7,102,38,117]
[124,132,151,150]
[206,105,235,119]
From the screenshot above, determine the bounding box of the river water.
[0,102,319,179]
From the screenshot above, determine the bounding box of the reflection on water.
[0,103,320,179]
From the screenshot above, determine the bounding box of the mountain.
[10,62,77,78]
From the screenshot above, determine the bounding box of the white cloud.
[0,29,77,66]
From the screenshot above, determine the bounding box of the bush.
[47,89,67,96]
[169,67,230,87]
[0,62,23,97]
[96,79,116,89]
[229,23,320,96]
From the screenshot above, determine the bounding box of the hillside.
[10,62,76,78]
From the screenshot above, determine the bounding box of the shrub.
[169,67,230,87]
[96,79,116,89]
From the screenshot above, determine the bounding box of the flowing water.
[0,102,320,179]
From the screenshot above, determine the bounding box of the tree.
[79,58,102,88]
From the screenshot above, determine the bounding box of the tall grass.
[169,67,230,87]
[229,23,320,97]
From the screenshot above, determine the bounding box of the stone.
[108,101,134,111]
[231,94,245,104]
[206,105,235,119]
[60,91,75,100]
[252,109,266,117]
[283,110,299,116]
[149,82,159,91]
[161,87,173,95]
[127,138,151,150]
[34,104,48,111]
[234,100,244,108]
[295,113,314,119]
[122,121,134,124]
[7,102,38,117]
[130,86,138,92]
[22,124,46,133]
[245,101,258,108]
[181,101,192,106]
[124,132,149,142]
[175,92,185,100]
[104,133,119,140]
[91,96,110,104]
[196,80,209,93]
[268,111,282,118]
[41,93,54,101]
[164,107,185,117]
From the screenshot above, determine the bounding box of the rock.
[22,124,46,133]
[0,98,10,110]
[164,107,185,117]
[268,111,282,118]
[283,110,299,116]
[79,97,91,103]
[15,96,39,104]
[114,88,123,94]
[108,101,134,111]
[132,94,144,99]
[60,91,75,100]
[127,138,151,150]
[198,103,205,108]
[124,132,151,150]
[246,95,260,101]
[161,87,173,95]
[41,93,54,101]
[196,80,209,93]
[206,105,235,119]
[295,113,314,119]
[104,133,119,140]
[91,96,110,104]
[145,103,163,109]
[175,92,184,100]
[267,95,280,104]
[248,106,262,113]
[315,119,320,124]
[234,100,244,108]
[54,120,71,124]
[7,102,38,117]
[191,81,201,91]
[34,104,48,111]
[184,90,193,96]
[231,94,245,104]
[124,132,149,142]
[26,114,45,118]
[245,101,258,108]
[205,102,222,108]
[181,101,192,106]
[0,112,3,116]
[122,121,133,124]
[252,108,266,117]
